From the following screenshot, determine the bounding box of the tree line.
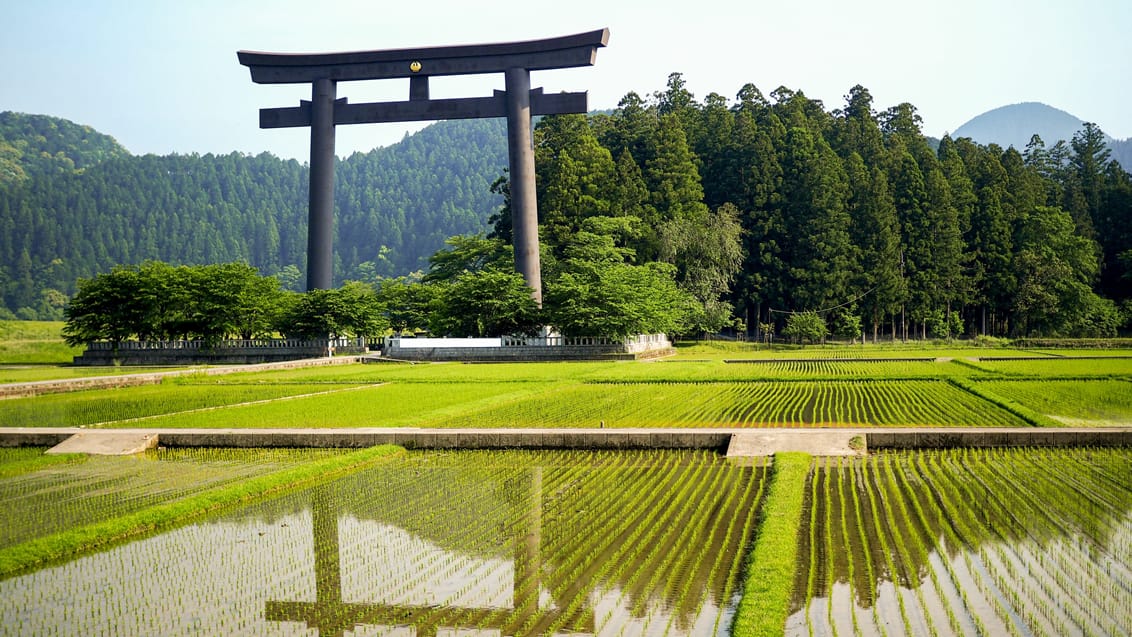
[63,249,689,346]
[504,76,1131,339]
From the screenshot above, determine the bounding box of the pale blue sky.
[3,0,1129,161]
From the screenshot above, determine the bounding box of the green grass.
[0,444,404,576]
[0,380,378,427]
[0,321,83,365]
[670,339,1048,361]
[978,379,1132,424]
[0,365,192,384]
[962,356,1132,377]
[733,451,812,636]
[111,381,555,428]
[226,359,618,384]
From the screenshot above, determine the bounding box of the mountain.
[1111,138,1132,171]
[951,102,1106,151]
[0,112,506,318]
[950,102,1132,170]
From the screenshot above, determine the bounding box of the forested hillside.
[0,114,506,318]
[3,76,1131,339]
[0,112,129,186]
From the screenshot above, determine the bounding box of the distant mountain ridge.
[951,102,1131,169]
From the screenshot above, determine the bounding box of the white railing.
[387,334,670,350]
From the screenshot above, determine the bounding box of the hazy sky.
[3,0,1129,161]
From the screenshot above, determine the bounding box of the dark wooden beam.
[259,89,588,128]
[238,29,608,84]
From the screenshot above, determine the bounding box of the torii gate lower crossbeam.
[238,29,610,304]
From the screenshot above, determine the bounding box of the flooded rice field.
[788,447,1131,636]
[0,449,766,636]
[1,447,1128,635]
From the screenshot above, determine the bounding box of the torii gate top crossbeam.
[238,28,609,84]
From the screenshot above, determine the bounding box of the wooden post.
[307,78,336,291]
[505,67,542,306]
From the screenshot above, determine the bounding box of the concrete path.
[1,426,1129,455]
[46,432,158,455]
[725,431,866,457]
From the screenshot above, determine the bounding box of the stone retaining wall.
[73,338,368,366]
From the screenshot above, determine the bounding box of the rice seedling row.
[976,379,1132,424]
[0,449,766,637]
[430,380,1029,428]
[961,452,1129,633]
[105,381,553,429]
[787,448,1132,636]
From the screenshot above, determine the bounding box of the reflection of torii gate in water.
[265,468,594,637]
[238,29,610,302]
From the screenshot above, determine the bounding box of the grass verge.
[732,451,811,636]
[0,444,404,577]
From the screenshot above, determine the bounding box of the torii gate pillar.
[504,68,541,303]
[308,78,337,292]
[239,29,610,302]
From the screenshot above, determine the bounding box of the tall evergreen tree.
[845,152,904,341]
[1070,122,1112,239]
[776,127,854,312]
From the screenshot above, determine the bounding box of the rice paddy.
[3,351,1129,429]
[1,339,1130,635]
[0,449,767,636]
[0,448,345,547]
[0,447,1128,636]
[788,447,1131,636]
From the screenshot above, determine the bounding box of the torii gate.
[238,29,610,304]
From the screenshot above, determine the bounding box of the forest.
[3,75,1132,339]
[0,112,507,319]
[511,76,1132,339]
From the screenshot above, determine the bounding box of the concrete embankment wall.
[1,427,1129,450]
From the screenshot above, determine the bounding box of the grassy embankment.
[0,321,82,365]
[732,451,812,636]
[0,444,404,576]
[0,320,189,383]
